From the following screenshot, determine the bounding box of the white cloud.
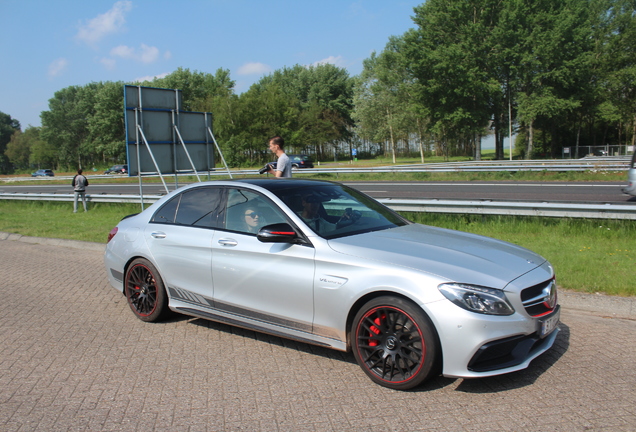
[100,57,117,69]
[311,56,346,68]
[133,72,169,83]
[110,43,160,64]
[110,45,135,59]
[138,44,159,63]
[48,58,68,77]
[237,62,272,76]
[76,0,132,45]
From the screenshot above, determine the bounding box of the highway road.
[1,180,634,204]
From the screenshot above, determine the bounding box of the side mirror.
[257,223,303,244]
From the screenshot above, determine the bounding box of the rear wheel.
[124,258,169,322]
[352,296,439,390]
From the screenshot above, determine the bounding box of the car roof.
[233,178,335,191]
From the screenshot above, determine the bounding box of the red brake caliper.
[368,313,385,347]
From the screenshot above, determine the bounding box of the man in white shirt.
[266,136,292,178]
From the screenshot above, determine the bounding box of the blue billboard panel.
[124,85,214,176]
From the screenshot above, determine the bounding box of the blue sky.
[0,0,422,129]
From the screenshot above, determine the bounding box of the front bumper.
[425,298,560,379]
[468,305,560,372]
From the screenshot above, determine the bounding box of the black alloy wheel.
[124,258,168,322]
[352,296,439,390]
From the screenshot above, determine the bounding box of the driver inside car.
[298,193,359,235]
[299,193,337,235]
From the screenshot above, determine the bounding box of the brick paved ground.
[1,238,635,431]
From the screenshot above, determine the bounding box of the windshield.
[272,183,410,239]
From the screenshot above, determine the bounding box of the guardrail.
[0,193,156,204]
[2,157,630,182]
[2,192,635,220]
[380,198,636,220]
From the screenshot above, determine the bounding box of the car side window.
[152,196,179,224]
[151,187,225,228]
[225,188,287,235]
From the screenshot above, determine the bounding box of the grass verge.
[0,201,140,243]
[1,200,634,296]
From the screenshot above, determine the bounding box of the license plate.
[539,306,560,338]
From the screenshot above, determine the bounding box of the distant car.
[266,154,314,172]
[31,169,54,177]
[288,154,314,169]
[105,164,128,174]
[593,149,608,156]
[104,178,560,390]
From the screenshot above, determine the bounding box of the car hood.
[327,224,546,289]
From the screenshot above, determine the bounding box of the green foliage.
[0,111,21,174]
[353,46,428,162]
[40,84,99,170]
[5,127,50,169]
[0,200,140,243]
[246,64,355,158]
[88,81,126,162]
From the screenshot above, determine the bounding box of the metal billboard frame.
[124,85,232,208]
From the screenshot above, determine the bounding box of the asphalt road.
[1,180,634,204]
[1,234,635,431]
[348,181,633,203]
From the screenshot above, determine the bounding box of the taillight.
[107,227,118,243]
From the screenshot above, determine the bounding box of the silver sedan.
[104,179,560,390]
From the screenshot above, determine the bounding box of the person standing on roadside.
[72,169,89,213]
[266,136,292,178]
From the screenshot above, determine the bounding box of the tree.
[354,48,421,163]
[402,0,500,158]
[597,0,636,148]
[5,129,30,169]
[88,81,126,163]
[239,81,301,162]
[28,127,57,168]
[149,67,236,111]
[511,0,591,158]
[258,64,355,156]
[41,85,98,169]
[0,111,21,173]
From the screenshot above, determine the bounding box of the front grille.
[521,279,557,317]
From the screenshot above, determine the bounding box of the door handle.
[151,231,166,239]
[218,238,238,247]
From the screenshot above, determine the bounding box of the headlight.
[438,283,515,315]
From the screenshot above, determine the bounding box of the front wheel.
[351,296,440,390]
[124,258,169,322]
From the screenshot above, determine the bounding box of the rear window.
[151,187,225,228]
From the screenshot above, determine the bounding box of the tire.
[351,296,440,390]
[124,258,169,322]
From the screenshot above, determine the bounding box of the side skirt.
[173,305,347,351]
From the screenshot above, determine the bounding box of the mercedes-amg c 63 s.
[104,179,560,389]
